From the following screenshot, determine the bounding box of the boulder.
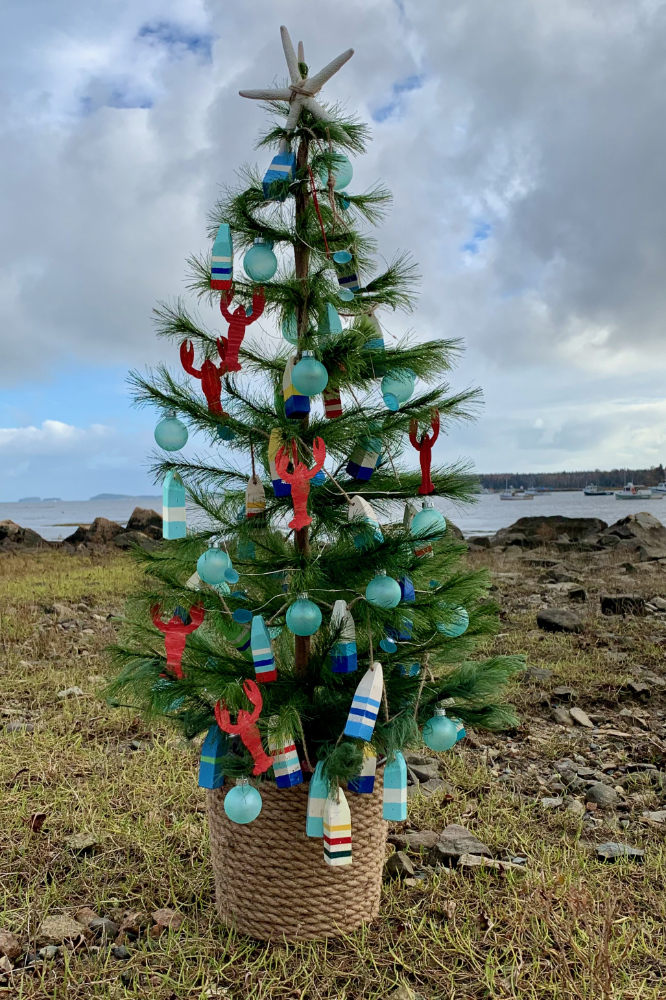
[600,594,645,617]
[433,824,492,864]
[126,507,163,540]
[113,530,160,552]
[537,608,585,633]
[595,512,666,553]
[492,516,607,549]
[64,517,123,546]
[384,851,415,879]
[467,534,491,548]
[0,519,46,548]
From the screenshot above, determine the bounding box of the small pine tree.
[107,27,521,789]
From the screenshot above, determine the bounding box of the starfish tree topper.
[239,25,353,132]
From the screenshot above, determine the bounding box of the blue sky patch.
[137,21,214,60]
[461,221,492,255]
[372,74,424,122]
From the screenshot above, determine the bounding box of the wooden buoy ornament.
[344,662,383,740]
[162,470,186,539]
[323,788,352,866]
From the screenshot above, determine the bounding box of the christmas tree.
[108,26,521,816]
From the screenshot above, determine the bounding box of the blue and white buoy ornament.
[250,615,277,683]
[198,724,226,789]
[329,599,357,674]
[162,470,186,540]
[383,751,407,821]
[262,150,296,200]
[344,662,383,741]
[268,718,303,788]
[268,428,291,497]
[348,495,383,550]
[283,355,310,419]
[348,744,376,794]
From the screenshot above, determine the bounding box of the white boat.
[615,483,653,500]
[652,482,666,494]
[583,484,613,496]
[500,489,535,501]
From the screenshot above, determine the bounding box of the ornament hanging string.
[307,166,331,258]
[250,441,256,479]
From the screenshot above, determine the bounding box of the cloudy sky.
[2,0,666,500]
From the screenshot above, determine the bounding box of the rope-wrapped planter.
[207,771,387,941]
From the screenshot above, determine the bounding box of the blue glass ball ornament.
[338,288,354,302]
[381,369,416,412]
[365,571,402,610]
[243,238,278,283]
[223,567,239,584]
[422,708,458,752]
[197,545,231,585]
[223,780,263,824]
[380,637,398,654]
[282,312,298,345]
[217,424,236,441]
[429,580,441,589]
[437,604,469,637]
[320,154,353,190]
[154,414,188,451]
[332,250,353,264]
[230,590,248,602]
[312,470,326,486]
[291,354,329,396]
[410,502,447,541]
[232,608,253,624]
[286,595,322,636]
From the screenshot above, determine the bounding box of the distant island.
[480,465,666,490]
[18,497,42,503]
[89,493,161,500]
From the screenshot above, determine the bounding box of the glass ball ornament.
[286,595,322,636]
[232,608,252,624]
[338,287,354,302]
[436,604,469,637]
[365,571,402,609]
[217,424,236,441]
[320,154,353,190]
[380,637,398,654]
[410,501,447,540]
[291,353,329,395]
[243,238,278,283]
[155,414,188,451]
[223,567,239,584]
[224,780,263,825]
[282,312,298,345]
[312,469,326,487]
[422,708,458,752]
[332,250,352,265]
[197,545,231,585]
[381,368,416,411]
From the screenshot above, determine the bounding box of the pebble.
[586,783,619,808]
[36,915,88,947]
[65,833,99,853]
[596,842,644,862]
[570,707,594,729]
[385,851,416,879]
[552,707,573,726]
[537,608,585,633]
[541,796,563,809]
[111,945,130,960]
[643,810,666,823]
[57,687,85,699]
[567,799,586,817]
[4,722,34,733]
[88,918,118,940]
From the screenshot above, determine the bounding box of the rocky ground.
[1,512,666,998]
[0,506,163,553]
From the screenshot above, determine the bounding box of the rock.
[389,830,441,852]
[467,535,491,548]
[151,908,183,931]
[65,833,99,852]
[650,596,666,611]
[600,594,646,617]
[537,609,584,634]
[585,783,619,808]
[569,707,594,729]
[36,915,88,947]
[596,842,645,862]
[524,666,553,681]
[552,708,574,726]
[541,796,563,809]
[492,516,607,549]
[0,519,46,548]
[74,907,100,926]
[418,778,453,797]
[385,851,416,879]
[435,824,492,864]
[116,911,151,937]
[389,985,426,1000]
[638,546,666,562]
[88,918,119,940]
[63,517,123,547]
[57,687,84,699]
[111,945,130,960]
[643,810,666,823]
[626,680,651,698]
[126,507,163,539]
[5,721,34,733]
[567,586,587,602]
[457,853,527,874]
[112,530,159,552]
[553,685,577,700]
[567,799,586,817]
[0,930,22,959]
[39,945,60,960]
[403,754,439,766]
[406,762,440,782]
[0,955,13,975]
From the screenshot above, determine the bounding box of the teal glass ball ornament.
[422,708,458,752]
[155,414,188,451]
[286,596,322,636]
[411,502,447,540]
[380,637,397,654]
[232,608,252,624]
[365,571,402,609]
[332,250,352,264]
[320,154,353,190]
[381,369,415,411]
[223,567,239,584]
[196,546,231,585]
[338,288,354,302]
[243,238,278,282]
[217,424,236,441]
[312,470,326,486]
[282,312,298,345]
[291,354,329,396]
[437,604,469,637]
[224,781,263,824]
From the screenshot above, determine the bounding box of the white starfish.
[239,25,353,132]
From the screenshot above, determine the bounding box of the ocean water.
[3,489,663,543]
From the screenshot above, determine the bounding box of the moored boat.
[583,484,613,496]
[615,483,653,500]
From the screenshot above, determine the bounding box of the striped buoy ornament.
[343,662,383,740]
[283,355,310,419]
[245,475,266,518]
[269,720,303,788]
[306,761,329,837]
[323,788,352,866]
[348,495,383,550]
[347,744,376,794]
[198,724,226,789]
[210,223,233,291]
[329,599,357,674]
[383,751,407,821]
[162,470,187,539]
[250,615,277,683]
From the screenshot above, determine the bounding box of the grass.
[1,545,666,998]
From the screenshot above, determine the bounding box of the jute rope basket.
[207,770,387,941]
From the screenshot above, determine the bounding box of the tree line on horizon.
[479,466,666,490]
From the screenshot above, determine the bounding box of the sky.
[2,0,666,499]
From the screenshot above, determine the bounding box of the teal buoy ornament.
[338,287,354,302]
[436,604,469,637]
[410,500,447,540]
[365,571,402,609]
[154,413,188,451]
[217,424,236,441]
[282,312,298,345]
[223,780,263,824]
[381,368,415,411]
[291,352,329,396]
[422,707,458,752]
[320,154,353,190]
[197,544,231,585]
[286,594,322,636]
[243,237,277,282]
[332,249,352,264]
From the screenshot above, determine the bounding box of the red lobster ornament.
[214,678,273,776]
[219,287,265,373]
[151,604,205,680]
[180,338,229,416]
[274,437,326,531]
[409,408,440,496]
